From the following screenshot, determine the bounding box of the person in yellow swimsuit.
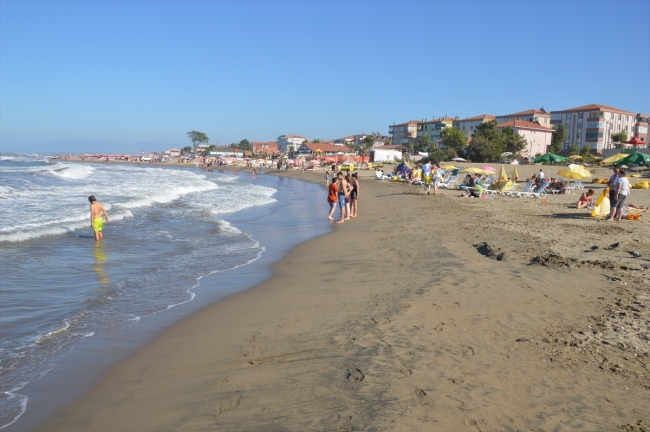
[89,195,109,241]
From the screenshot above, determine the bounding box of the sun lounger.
[565,181,584,192]
[507,181,533,197]
[438,176,458,188]
[521,180,550,199]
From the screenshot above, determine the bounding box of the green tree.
[427,147,457,164]
[611,130,628,144]
[439,127,467,153]
[238,139,251,151]
[182,146,192,154]
[208,144,218,152]
[501,126,527,155]
[228,143,238,148]
[468,120,504,162]
[187,131,209,147]
[414,135,431,152]
[550,124,566,153]
[579,145,591,158]
[359,136,375,161]
[566,143,579,156]
[312,138,322,143]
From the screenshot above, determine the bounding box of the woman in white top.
[432,164,444,196]
[608,169,631,221]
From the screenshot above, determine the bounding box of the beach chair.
[565,181,584,192]
[549,178,563,194]
[521,180,550,199]
[507,181,533,197]
[438,175,458,188]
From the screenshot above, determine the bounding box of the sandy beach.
[35,164,650,431]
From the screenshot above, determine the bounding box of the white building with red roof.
[452,114,495,138]
[277,134,307,153]
[550,104,646,151]
[496,120,554,157]
[496,108,550,128]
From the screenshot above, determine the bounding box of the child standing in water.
[88,195,109,241]
[327,177,338,221]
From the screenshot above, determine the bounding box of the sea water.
[0,156,326,429]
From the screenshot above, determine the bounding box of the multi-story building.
[353,133,390,148]
[550,104,643,152]
[277,134,307,153]
[251,142,278,156]
[416,116,455,144]
[452,114,495,137]
[633,114,649,146]
[333,135,354,146]
[388,121,420,146]
[496,108,550,128]
[496,120,553,157]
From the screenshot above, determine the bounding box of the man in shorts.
[89,195,109,241]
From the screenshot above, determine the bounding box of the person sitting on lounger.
[576,189,595,209]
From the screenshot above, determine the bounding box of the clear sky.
[1,0,649,153]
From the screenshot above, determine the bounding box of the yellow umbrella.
[498,165,508,182]
[568,164,592,178]
[460,167,489,174]
[568,155,582,159]
[441,165,457,170]
[558,170,588,180]
[511,166,519,181]
[601,153,627,165]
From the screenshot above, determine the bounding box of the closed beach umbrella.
[533,153,568,164]
[600,153,627,165]
[614,151,650,166]
[498,165,508,182]
[511,166,519,181]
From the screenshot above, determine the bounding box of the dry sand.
[36,163,650,431]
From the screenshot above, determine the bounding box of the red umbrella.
[623,136,646,145]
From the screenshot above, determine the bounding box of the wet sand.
[35,166,650,431]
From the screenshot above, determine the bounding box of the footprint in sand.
[346,368,364,382]
[434,322,445,332]
[445,395,467,410]
[462,345,475,357]
[398,368,412,376]
[214,394,241,417]
[413,388,434,407]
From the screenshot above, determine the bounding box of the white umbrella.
[452,157,466,162]
[501,152,513,157]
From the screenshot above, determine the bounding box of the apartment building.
[452,114,495,137]
[388,120,420,146]
[550,104,649,151]
[496,108,550,128]
[416,116,455,144]
[277,134,307,153]
[496,120,553,157]
[251,142,278,155]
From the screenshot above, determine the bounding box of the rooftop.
[496,120,554,131]
[551,104,636,116]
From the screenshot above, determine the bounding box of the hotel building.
[452,114,495,137]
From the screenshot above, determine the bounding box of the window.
[586,121,604,128]
[586,132,603,139]
[578,113,583,119]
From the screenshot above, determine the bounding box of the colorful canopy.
[622,137,645,145]
[614,151,650,166]
[533,153,568,163]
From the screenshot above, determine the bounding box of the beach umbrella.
[614,151,650,166]
[600,153,627,165]
[558,169,589,180]
[497,165,508,182]
[460,167,489,174]
[622,137,645,146]
[452,157,466,162]
[441,165,457,170]
[500,152,513,157]
[568,155,582,159]
[481,165,496,171]
[567,164,592,178]
[511,166,519,181]
[533,153,568,163]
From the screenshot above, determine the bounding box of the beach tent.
[591,189,610,217]
[533,153,567,164]
[614,151,650,166]
[395,162,412,177]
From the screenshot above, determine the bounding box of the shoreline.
[31,166,650,430]
[5,169,331,432]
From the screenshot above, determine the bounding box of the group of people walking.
[326,170,359,223]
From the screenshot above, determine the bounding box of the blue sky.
[1,0,649,153]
